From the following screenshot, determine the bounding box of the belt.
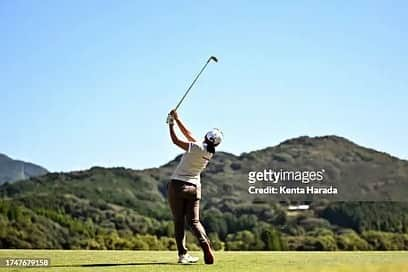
[171,179,197,187]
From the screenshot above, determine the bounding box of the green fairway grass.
[0,250,407,272]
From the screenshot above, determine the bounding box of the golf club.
[167,56,218,123]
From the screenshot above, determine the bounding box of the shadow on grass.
[53,262,178,267]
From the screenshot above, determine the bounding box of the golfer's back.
[171,142,212,186]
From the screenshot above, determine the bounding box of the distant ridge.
[0,153,48,184]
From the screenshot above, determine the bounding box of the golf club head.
[209,56,218,63]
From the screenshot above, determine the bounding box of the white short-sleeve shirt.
[171,142,213,186]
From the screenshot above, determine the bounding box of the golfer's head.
[204,128,223,147]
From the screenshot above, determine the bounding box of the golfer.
[167,109,223,265]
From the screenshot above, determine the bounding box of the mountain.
[221,135,408,201]
[0,136,407,250]
[0,153,48,184]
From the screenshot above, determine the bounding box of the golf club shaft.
[174,58,212,111]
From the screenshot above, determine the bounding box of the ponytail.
[206,143,215,154]
[204,138,216,154]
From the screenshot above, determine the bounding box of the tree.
[261,227,284,251]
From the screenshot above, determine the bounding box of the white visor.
[205,128,223,146]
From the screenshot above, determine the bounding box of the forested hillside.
[1,136,407,250]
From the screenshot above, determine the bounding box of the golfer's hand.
[170,109,179,120]
[166,114,174,125]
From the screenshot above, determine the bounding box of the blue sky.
[1,1,407,171]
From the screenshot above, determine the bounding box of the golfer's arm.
[169,124,189,151]
[175,117,197,142]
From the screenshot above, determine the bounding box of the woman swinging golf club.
[167,109,223,265]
